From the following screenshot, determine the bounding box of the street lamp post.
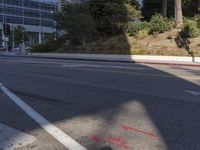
[50,10,57,41]
[39,0,42,44]
[12,25,15,52]
[2,0,7,53]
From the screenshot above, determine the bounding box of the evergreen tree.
[89,0,141,37]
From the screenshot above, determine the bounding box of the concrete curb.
[1,53,200,67]
[28,53,200,67]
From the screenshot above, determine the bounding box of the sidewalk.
[28,53,200,67]
[1,52,200,67]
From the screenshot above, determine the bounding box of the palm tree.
[175,0,183,27]
[162,0,167,17]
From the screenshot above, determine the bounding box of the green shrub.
[31,44,48,53]
[136,29,149,39]
[149,14,171,34]
[180,19,199,38]
[31,38,65,53]
[127,21,150,37]
[194,15,200,28]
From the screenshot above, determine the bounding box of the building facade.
[0,0,56,48]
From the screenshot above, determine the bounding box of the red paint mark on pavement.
[122,125,157,139]
[89,135,129,149]
[106,135,129,149]
[89,135,102,142]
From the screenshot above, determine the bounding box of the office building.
[0,0,57,48]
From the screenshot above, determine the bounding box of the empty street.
[0,56,200,150]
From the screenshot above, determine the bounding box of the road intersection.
[0,56,199,150]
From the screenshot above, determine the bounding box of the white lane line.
[62,64,150,70]
[0,83,87,150]
[184,90,200,96]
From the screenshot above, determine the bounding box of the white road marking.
[0,83,87,150]
[62,64,150,70]
[184,90,200,96]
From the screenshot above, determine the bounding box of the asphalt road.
[0,56,200,150]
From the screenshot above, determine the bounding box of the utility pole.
[2,0,11,54]
[162,0,167,17]
[12,26,15,51]
[3,24,10,54]
[39,0,42,44]
[2,0,6,52]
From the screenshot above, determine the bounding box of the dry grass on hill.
[129,29,200,56]
[57,29,200,56]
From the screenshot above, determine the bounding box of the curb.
[1,54,200,67]
[29,53,200,67]
[135,61,200,67]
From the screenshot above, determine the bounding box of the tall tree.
[162,0,168,17]
[142,0,162,20]
[142,0,199,19]
[175,0,183,27]
[182,0,200,17]
[89,0,141,37]
[56,3,95,46]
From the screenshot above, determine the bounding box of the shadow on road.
[0,58,199,150]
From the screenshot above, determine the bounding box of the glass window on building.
[41,11,54,20]
[41,20,54,27]
[6,16,23,24]
[0,15,3,22]
[23,0,40,9]
[24,18,40,26]
[4,6,22,16]
[41,3,55,11]
[0,5,3,14]
[24,9,40,18]
[4,0,22,6]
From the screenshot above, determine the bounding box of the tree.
[175,0,183,27]
[182,0,200,17]
[89,0,128,36]
[89,0,141,37]
[142,0,162,19]
[14,25,28,46]
[142,0,199,19]
[124,0,142,9]
[162,0,168,17]
[56,3,95,47]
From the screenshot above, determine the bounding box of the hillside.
[129,29,200,56]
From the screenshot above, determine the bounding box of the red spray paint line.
[89,135,102,142]
[89,135,129,150]
[122,125,157,139]
[106,135,129,149]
